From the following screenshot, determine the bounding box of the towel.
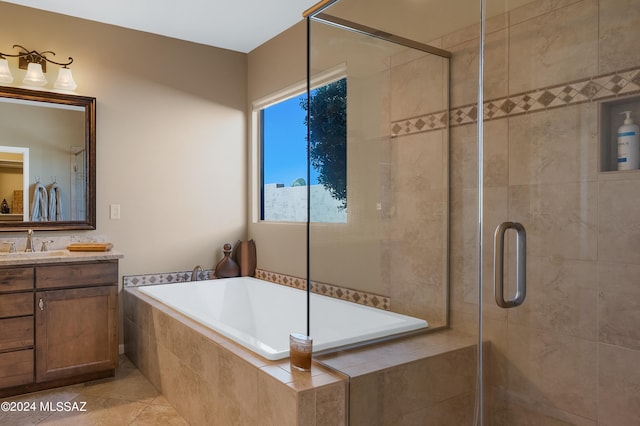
[48,182,63,221]
[30,182,48,221]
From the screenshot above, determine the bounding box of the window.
[259,77,347,223]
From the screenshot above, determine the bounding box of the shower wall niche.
[600,94,640,172]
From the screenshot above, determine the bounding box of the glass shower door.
[305,0,640,424]
[306,10,451,341]
[478,0,640,423]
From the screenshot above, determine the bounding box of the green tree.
[301,78,347,209]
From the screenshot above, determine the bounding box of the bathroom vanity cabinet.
[0,258,119,397]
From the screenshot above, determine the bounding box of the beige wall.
[247,22,308,278]
[0,2,248,276]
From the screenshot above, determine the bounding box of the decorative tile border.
[391,110,449,137]
[254,269,307,290]
[312,279,391,311]
[392,66,640,137]
[123,268,391,310]
[255,269,391,310]
[123,269,214,287]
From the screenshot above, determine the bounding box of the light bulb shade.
[23,62,47,86]
[54,67,76,91]
[0,58,13,84]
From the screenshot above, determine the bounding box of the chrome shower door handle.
[494,221,526,308]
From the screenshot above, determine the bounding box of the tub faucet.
[191,265,203,281]
[25,229,34,252]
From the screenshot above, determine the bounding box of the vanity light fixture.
[0,45,76,91]
[0,58,13,84]
[23,62,47,87]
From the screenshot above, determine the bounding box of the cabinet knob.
[39,298,44,311]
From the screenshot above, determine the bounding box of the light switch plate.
[109,204,120,220]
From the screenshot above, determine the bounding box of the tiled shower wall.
[381,49,449,327]
[413,0,640,424]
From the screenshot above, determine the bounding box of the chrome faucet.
[191,265,203,281]
[25,229,34,252]
[41,240,54,252]
[2,241,16,253]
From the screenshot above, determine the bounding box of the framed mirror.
[0,86,95,231]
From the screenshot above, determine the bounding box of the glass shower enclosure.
[306,0,640,424]
[306,8,451,334]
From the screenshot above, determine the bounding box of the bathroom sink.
[0,250,69,258]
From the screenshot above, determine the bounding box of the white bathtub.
[136,276,428,360]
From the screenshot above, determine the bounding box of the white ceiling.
[1,0,319,53]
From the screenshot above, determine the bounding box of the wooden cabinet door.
[35,285,117,383]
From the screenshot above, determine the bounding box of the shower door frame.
[304,5,453,338]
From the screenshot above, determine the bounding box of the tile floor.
[0,355,189,425]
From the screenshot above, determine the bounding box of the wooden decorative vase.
[215,243,240,278]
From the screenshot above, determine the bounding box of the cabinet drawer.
[0,349,33,388]
[0,267,34,293]
[36,261,118,289]
[0,317,33,351]
[0,293,33,318]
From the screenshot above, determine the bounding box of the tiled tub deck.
[124,286,476,425]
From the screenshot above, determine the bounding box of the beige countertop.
[0,249,124,266]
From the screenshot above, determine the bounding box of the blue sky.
[263,95,319,186]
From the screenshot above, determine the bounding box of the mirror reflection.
[0,146,28,221]
[0,87,95,231]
